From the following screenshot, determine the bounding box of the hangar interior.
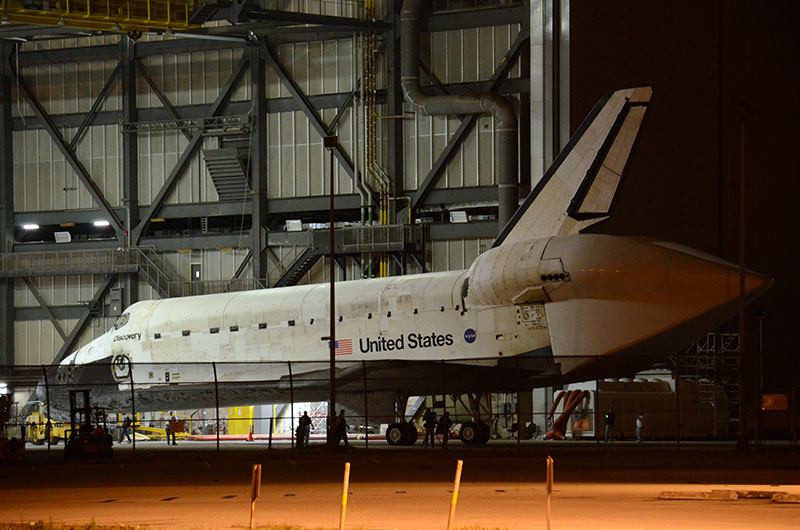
[0,0,787,445]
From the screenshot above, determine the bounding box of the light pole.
[324,135,338,447]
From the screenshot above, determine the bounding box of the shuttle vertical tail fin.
[492,86,653,248]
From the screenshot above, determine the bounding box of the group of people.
[603,408,645,442]
[295,409,350,448]
[422,408,452,449]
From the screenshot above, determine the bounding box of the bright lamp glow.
[93,220,110,227]
[22,224,39,230]
[0,382,7,395]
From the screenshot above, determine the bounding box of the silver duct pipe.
[400,0,518,230]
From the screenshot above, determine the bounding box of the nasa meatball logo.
[111,353,132,382]
[464,328,477,344]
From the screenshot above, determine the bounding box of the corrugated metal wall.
[13,275,117,365]
[403,25,522,190]
[10,11,523,364]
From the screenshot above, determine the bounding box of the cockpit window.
[113,312,130,330]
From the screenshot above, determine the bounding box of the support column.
[531,0,570,184]
[386,0,405,274]
[517,390,534,440]
[0,44,15,367]
[122,36,139,307]
[250,46,269,284]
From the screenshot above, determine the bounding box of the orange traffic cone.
[248,426,253,442]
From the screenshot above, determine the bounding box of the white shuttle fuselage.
[39,87,772,415]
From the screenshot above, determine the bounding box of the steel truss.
[1,2,531,370]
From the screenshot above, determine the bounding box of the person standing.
[422,408,437,448]
[120,415,133,443]
[335,410,349,446]
[437,411,452,449]
[298,411,312,448]
[604,408,616,442]
[635,411,644,443]
[166,412,177,446]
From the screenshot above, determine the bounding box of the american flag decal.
[329,338,353,356]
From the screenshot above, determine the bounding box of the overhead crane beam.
[0,0,200,34]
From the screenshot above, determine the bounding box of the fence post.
[675,349,681,449]
[546,455,554,530]
[362,359,368,449]
[441,360,447,422]
[339,462,351,530]
[212,362,220,451]
[129,359,136,454]
[515,357,520,447]
[40,365,50,456]
[289,361,295,448]
[446,459,463,530]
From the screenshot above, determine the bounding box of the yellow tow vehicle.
[25,403,67,445]
[124,412,191,441]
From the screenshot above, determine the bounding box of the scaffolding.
[675,332,740,437]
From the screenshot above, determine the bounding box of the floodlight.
[22,224,39,230]
[93,220,110,227]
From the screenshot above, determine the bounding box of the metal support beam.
[386,0,405,276]
[131,54,250,245]
[1,46,15,366]
[22,278,67,340]
[258,40,356,180]
[250,44,269,284]
[410,27,529,213]
[122,37,139,308]
[327,86,356,135]
[247,9,390,31]
[68,62,122,152]
[13,79,528,132]
[52,274,117,365]
[134,60,193,141]
[13,61,126,240]
[15,304,112,322]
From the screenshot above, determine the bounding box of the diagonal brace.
[410,26,529,213]
[22,277,67,341]
[52,273,117,365]
[68,62,122,152]
[257,40,357,181]
[134,59,193,141]
[131,54,250,245]
[14,70,125,239]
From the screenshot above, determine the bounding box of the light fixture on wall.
[449,211,468,224]
[93,220,110,227]
[22,223,39,230]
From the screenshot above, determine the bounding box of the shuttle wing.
[493,86,653,247]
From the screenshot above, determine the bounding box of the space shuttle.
[34,87,772,441]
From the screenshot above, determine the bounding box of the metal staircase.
[203,148,251,202]
[135,249,184,299]
[275,248,320,287]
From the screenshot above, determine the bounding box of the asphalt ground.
[2,440,799,529]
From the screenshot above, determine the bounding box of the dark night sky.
[571,1,800,389]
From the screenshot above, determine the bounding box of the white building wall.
[403,25,521,191]
[8,7,532,366]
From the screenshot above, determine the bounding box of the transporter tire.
[459,422,479,445]
[476,421,491,445]
[402,423,418,446]
[386,423,405,446]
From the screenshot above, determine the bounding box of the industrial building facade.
[0,2,569,378]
